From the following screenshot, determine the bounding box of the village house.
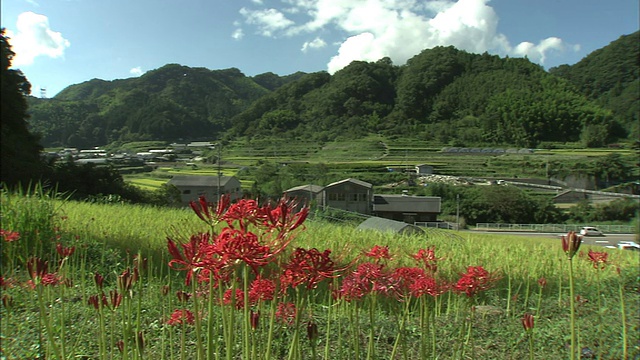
[372,194,441,224]
[321,178,373,215]
[168,175,242,205]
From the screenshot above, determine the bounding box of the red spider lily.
[56,243,75,258]
[94,272,105,290]
[307,320,319,341]
[250,310,260,330]
[110,290,123,310]
[537,277,547,288]
[337,262,393,301]
[587,249,609,270]
[41,273,62,286]
[190,194,231,226]
[222,288,245,310]
[257,198,309,234]
[561,231,582,260]
[411,246,443,273]
[521,313,535,332]
[167,309,195,326]
[176,291,192,302]
[1,276,16,290]
[167,232,218,285]
[116,340,124,353]
[1,229,20,242]
[453,266,497,298]
[27,257,48,282]
[364,245,392,262]
[222,198,260,231]
[280,248,336,291]
[117,268,138,295]
[213,228,285,274]
[249,277,276,302]
[275,302,297,325]
[88,293,108,310]
[388,267,449,298]
[161,285,170,296]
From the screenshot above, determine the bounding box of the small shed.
[415,164,434,175]
[357,217,425,236]
[168,175,242,205]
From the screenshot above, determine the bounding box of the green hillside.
[25,33,639,149]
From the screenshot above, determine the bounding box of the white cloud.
[301,37,327,52]
[240,0,578,73]
[130,67,144,76]
[239,7,295,37]
[7,11,70,67]
[231,28,245,40]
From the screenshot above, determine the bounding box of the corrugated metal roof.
[357,217,425,235]
[168,175,234,187]
[373,195,441,213]
[284,184,324,194]
[325,178,372,189]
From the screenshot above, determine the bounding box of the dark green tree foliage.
[1,30,45,186]
[551,31,639,139]
[25,35,636,147]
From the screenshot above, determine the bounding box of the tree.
[1,29,45,186]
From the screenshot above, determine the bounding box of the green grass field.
[1,190,638,359]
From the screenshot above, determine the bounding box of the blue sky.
[1,0,638,98]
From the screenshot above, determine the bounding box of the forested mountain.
[27,32,638,148]
[550,31,639,139]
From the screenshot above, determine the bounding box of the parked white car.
[579,227,604,236]
[618,241,640,251]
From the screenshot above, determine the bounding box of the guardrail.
[474,223,636,234]
[415,222,458,230]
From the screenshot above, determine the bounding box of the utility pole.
[456,194,460,230]
[216,143,222,201]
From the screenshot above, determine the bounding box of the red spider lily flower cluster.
[390,267,449,299]
[117,268,138,296]
[337,262,394,301]
[587,249,609,270]
[167,309,195,326]
[249,277,276,302]
[364,245,392,262]
[453,266,497,298]
[275,302,297,325]
[1,229,20,242]
[168,196,310,287]
[411,246,443,273]
[537,277,547,288]
[561,231,582,260]
[26,257,61,287]
[56,243,75,258]
[521,313,535,332]
[223,288,246,310]
[280,248,336,291]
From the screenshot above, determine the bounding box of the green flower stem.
[568,259,576,360]
[323,290,333,360]
[37,285,62,360]
[243,267,251,360]
[390,296,411,359]
[366,293,376,360]
[191,273,205,359]
[618,272,628,359]
[527,332,534,360]
[264,296,277,360]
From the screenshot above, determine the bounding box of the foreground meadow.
[1,189,638,359]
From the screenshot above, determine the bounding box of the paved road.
[471,231,637,248]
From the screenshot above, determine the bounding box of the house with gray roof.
[373,194,441,224]
[321,178,373,215]
[283,184,324,210]
[168,175,242,205]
